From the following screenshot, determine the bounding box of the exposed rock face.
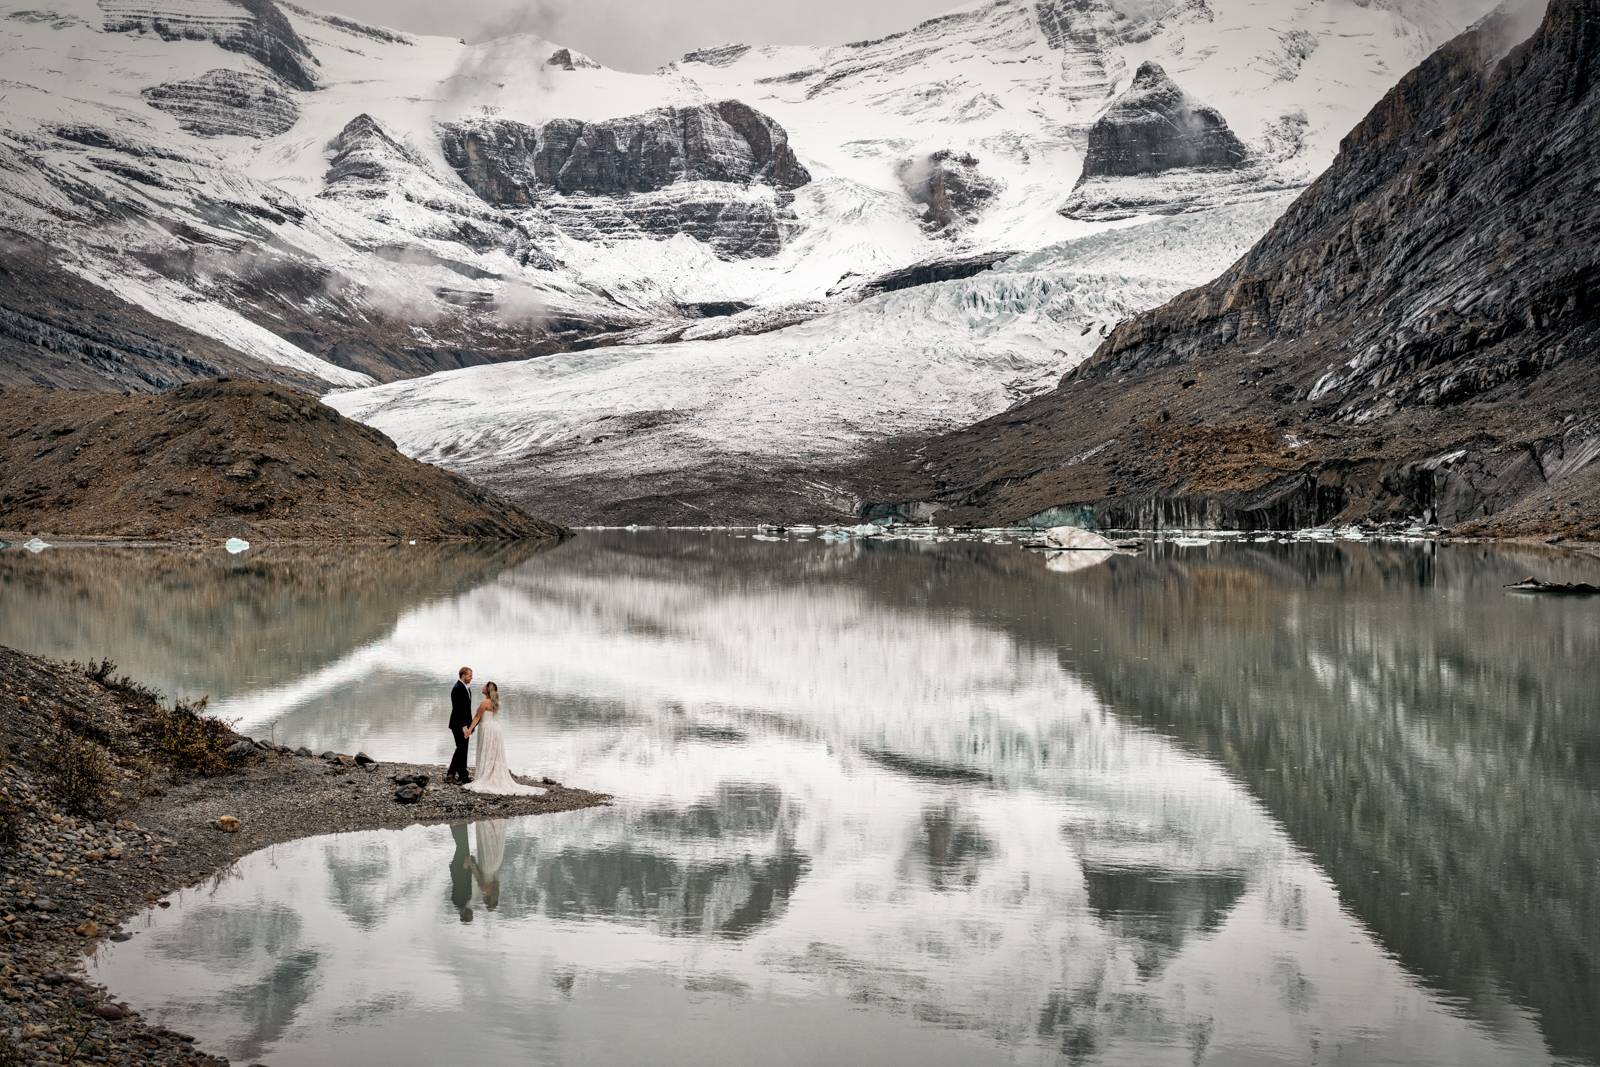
[852,250,1015,297]
[897,150,1000,234]
[321,113,525,240]
[324,113,430,195]
[98,0,319,91]
[442,101,810,200]
[681,43,753,67]
[858,0,1600,540]
[1062,60,1258,220]
[1034,0,1140,115]
[142,69,300,138]
[545,47,599,70]
[536,186,800,259]
[440,101,810,257]
[1080,62,1248,179]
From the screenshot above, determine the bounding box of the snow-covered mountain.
[1,0,1496,515]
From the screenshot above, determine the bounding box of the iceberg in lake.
[22,538,50,553]
[225,537,251,554]
[1043,527,1116,551]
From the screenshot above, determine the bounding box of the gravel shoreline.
[0,646,608,1065]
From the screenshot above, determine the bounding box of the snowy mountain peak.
[1,0,1498,395]
[99,0,321,90]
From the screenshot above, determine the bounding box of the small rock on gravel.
[394,784,424,804]
[215,815,240,833]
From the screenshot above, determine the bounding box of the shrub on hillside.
[44,735,116,818]
[144,697,231,777]
[74,657,161,703]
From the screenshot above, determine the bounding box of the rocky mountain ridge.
[0,0,1488,393]
[853,0,1600,541]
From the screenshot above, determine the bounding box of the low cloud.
[435,1,565,113]
[493,280,549,327]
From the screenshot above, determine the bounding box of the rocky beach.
[0,645,606,1065]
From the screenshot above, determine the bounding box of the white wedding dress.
[464,706,546,796]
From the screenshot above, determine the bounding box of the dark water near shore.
[3,533,1598,1066]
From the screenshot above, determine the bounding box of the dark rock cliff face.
[857,0,1600,540]
[98,0,320,91]
[545,47,600,70]
[441,101,810,201]
[1080,61,1248,179]
[439,101,811,257]
[896,150,1000,234]
[142,69,300,138]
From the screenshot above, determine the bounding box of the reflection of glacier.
[91,540,1567,1066]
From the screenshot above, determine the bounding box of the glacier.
[0,0,1499,515]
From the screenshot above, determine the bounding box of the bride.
[463,682,546,796]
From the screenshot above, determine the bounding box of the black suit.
[448,680,472,782]
[449,822,473,915]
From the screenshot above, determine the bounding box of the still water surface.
[2,533,1597,1066]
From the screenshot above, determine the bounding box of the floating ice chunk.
[1170,536,1213,547]
[225,537,251,554]
[847,524,881,536]
[751,534,782,542]
[1042,527,1116,551]
[22,537,50,553]
[819,530,851,543]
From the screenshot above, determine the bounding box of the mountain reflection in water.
[6,532,1590,1066]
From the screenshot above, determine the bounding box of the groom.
[447,666,474,784]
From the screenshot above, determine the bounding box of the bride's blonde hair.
[483,681,500,709]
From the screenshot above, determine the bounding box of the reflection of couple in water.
[446,666,546,795]
[450,820,506,922]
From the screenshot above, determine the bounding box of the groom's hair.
[457,666,471,679]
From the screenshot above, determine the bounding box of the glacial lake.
[2,531,1597,1066]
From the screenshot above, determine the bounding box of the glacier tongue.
[327,196,1293,522]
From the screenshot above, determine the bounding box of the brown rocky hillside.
[0,379,566,542]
